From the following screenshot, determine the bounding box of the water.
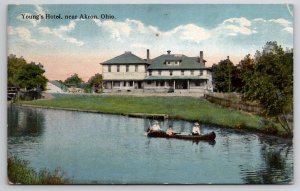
[7,106,293,184]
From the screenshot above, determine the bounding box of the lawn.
[20,94,262,130]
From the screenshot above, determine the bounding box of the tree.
[8,54,26,87]
[212,57,236,92]
[8,55,48,91]
[64,73,83,85]
[243,41,293,134]
[234,54,255,92]
[87,73,103,91]
[17,63,48,91]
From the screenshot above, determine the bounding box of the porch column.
[133,81,135,89]
[111,81,114,89]
[164,81,166,88]
[187,80,190,89]
[173,80,175,90]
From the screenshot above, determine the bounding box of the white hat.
[194,122,199,126]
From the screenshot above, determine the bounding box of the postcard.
[7,4,293,185]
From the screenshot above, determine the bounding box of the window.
[170,70,173,76]
[129,81,133,86]
[158,71,161,76]
[117,65,120,72]
[160,81,164,86]
[108,65,111,72]
[135,65,138,72]
[149,70,152,76]
[191,70,194,75]
[181,70,184,76]
[200,70,203,76]
[195,81,200,86]
[156,81,159,86]
[147,81,151,85]
[126,65,129,72]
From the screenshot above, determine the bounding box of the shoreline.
[14,103,293,140]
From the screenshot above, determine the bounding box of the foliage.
[8,156,69,184]
[8,54,26,86]
[235,54,255,92]
[64,73,84,85]
[242,41,293,134]
[212,57,236,92]
[8,55,48,91]
[17,63,48,91]
[87,73,103,87]
[87,73,103,93]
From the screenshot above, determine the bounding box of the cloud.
[17,5,45,27]
[282,27,293,33]
[93,19,132,41]
[34,5,45,16]
[93,18,210,43]
[269,18,291,26]
[38,21,84,46]
[163,24,210,43]
[223,17,252,27]
[9,26,44,44]
[7,26,15,35]
[218,17,256,36]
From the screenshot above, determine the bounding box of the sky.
[7,4,293,81]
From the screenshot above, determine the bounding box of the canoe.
[147,130,216,141]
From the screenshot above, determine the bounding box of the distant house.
[101,50,213,93]
[45,81,67,93]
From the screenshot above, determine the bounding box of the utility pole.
[227,56,231,93]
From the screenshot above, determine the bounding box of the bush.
[8,156,69,184]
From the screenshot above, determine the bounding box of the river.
[7,106,293,184]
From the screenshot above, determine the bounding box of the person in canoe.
[192,122,201,135]
[166,125,175,136]
[149,120,161,132]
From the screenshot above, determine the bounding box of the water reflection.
[240,137,293,184]
[8,106,45,137]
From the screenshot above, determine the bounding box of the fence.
[204,93,262,114]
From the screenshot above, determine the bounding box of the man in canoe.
[192,122,201,135]
[149,120,161,131]
[166,125,175,136]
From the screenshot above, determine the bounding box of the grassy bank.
[8,156,69,184]
[19,94,265,131]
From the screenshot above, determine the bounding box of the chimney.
[147,49,150,62]
[167,50,171,55]
[200,51,203,63]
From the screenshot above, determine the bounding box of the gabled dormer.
[165,59,182,66]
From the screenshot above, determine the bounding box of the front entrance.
[175,80,188,89]
[137,81,142,89]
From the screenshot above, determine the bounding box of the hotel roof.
[101,51,149,65]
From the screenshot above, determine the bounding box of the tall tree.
[234,54,255,92]
[212,57,235,92]
[64,73,84,85]
[87,73,103,93]
[17,62,48,91]
[8,55,48,91]
[243,41,293,134]
[87,73,103,87]
[8,54,26,87]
